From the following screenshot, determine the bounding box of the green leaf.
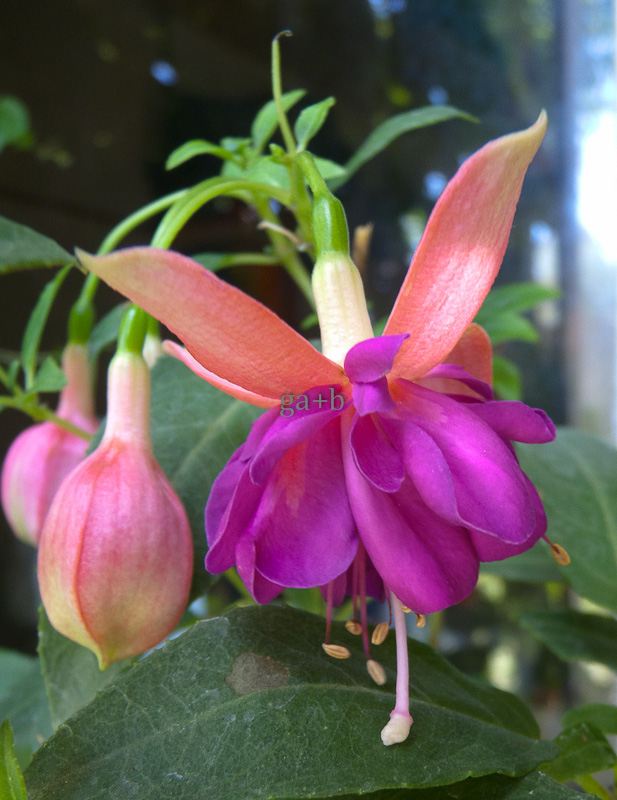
[518,609,617,671]
[24,605,556,799]
[20,264,72,388]
[491,355,522,402]
[149,356,261,597]
[313,154,346,180]
[87,302,128,359]
[562,703,617,735]
[29,356,67,394]
[516,428,617,613]
[251,89,306,153]
[539,723,616,783]
[294,96,335,149]
[331,105,475,189]
[165,139,235,170]
[0,96,31,152]
[479,313,538,346]
[0,216,73,274]
[191,252,280,272]
[482,539,563,583]
[0,720,27,800]
[38,609,133,729]
[327,771,597,799]
[0,651,52,770]
[477,283,561,318]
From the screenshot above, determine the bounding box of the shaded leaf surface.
[323,771,596,799]
[38,610,132,729]
[25,605,555,800]
[517,428,617,613]
[0,652,51,769]
[0,216,73,274]
[482,539,563,583]
[518,609,617,670]
[562,703,617,735]
[149,357,261,596]
[539,723,616,782]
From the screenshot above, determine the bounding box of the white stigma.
[381,712,413,746]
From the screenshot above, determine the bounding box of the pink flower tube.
[1,344,98,546]
[37,349,194,668]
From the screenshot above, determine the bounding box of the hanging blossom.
[80,111,565,744]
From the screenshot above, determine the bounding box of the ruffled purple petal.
[421,363,493,400]
[466,401,556,443]
[252,416,358,588]
[344,334,408,383]
[342,421,479,614]
[250,385,348,484]
[349,413,405,493]
[387,380,537,543]
[352,377,395,416]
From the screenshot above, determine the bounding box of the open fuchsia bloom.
[37,347,194,668]
[1,343,98,546]
[81,112,558,741]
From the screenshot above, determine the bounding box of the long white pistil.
[380,591,413,746]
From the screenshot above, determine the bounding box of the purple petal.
[421,363,493,400]
[388,381,537,543]
[344,334,408,383]
[352,377,395,415]
[349,413,405,493]
[249,385,348,484]
[467,401,556,443]
[320,571,347,607]
[252,416,358,588]
[471,475,546,560]
[236,534,286,603]
[342,422,479,614]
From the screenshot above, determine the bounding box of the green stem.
[271,31,296,155]
[289,158,314,246]
[253,195,314,307]
[0,396,93,440]
[224,568,254,602]
[576,774,613,800]
[98,189,189,255]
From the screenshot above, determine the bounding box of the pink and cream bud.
[1,344,98,546]
[37,349,193,668]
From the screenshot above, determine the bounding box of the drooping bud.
[1,344,97,545]
[37,339,193,669]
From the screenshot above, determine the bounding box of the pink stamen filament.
[357,543,371,660]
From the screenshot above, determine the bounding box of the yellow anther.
[550,542,571,565]
[415,613,427,628]
[367,659,387,686]
[345,619,362,635]
[371,621,390,645]
[401,605,412,613]
[322,643,351,659]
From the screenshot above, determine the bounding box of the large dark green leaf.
[37,610,132,729]
[330,106,474,189]
[516,428,617,613]
[149,356,261,596]
[326,771,596,799]
[0,651,51,769]
[24,605,556,800]
[0,720,27,800]
[0,216,73,274]
[518,609,617,671]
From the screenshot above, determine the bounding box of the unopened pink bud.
[1,344,98,545]
[37,350,193,668]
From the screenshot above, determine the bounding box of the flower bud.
[37,350,193,668]
[1,344,98,545]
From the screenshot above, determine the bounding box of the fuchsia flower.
[1,343,98,546]
[80,112,555,741]
[37,348,194,668]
